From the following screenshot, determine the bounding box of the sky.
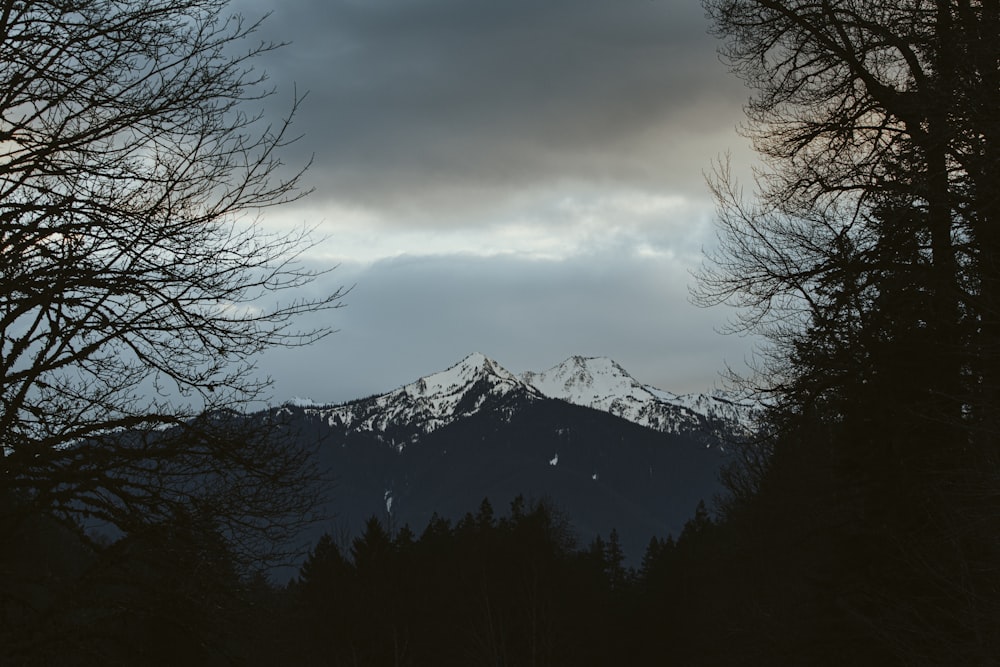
[231,0,761,405]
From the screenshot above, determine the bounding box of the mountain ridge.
[264,353,751,576]
[293,352,753,447]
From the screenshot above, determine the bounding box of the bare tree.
[700,0,1000,435]
[0,0,344,567]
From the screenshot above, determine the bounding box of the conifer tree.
[700,1,1000,660]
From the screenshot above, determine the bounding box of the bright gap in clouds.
[281,185,714,265]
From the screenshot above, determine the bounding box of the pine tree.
[700,1,1000,661]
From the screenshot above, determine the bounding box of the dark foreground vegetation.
[4,0,1000,664]
[0,491,808,666]
[0,490,677,665]
[6,463,994,666]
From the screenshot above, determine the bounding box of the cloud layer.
[240,0,749,222]
[228,0,761,401]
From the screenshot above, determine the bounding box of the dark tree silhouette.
[0,0,342,554]
[0,1,343,661]
[698,1,1000,661]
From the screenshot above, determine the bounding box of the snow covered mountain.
[522,355,755,439]
[267,353,752,576]
[302,353,752,447]
[310,353,543,444]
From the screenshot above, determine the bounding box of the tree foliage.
[289,497,632,667]
[0,4,344,658]
[697,1,1000,661]
[698,0,999,434]
[0,0,342,439]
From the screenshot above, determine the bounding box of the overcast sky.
[232,0,761,404]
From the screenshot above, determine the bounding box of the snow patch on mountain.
[287,396,320,407]
[306,353,543,444]
[522,355,755,438]
[299,353,755,450]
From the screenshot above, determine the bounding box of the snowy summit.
[298,353,753,449]
[522,355,751,435]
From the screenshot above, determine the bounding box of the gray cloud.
[236,0,749,222]
[222,1,763,405]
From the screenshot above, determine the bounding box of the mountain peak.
[456,351,501,376]
[307,353,752,447]
[317,353,540,442]
[407,352,519,398]
[523,355,643,401]
[520,355,752,438]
